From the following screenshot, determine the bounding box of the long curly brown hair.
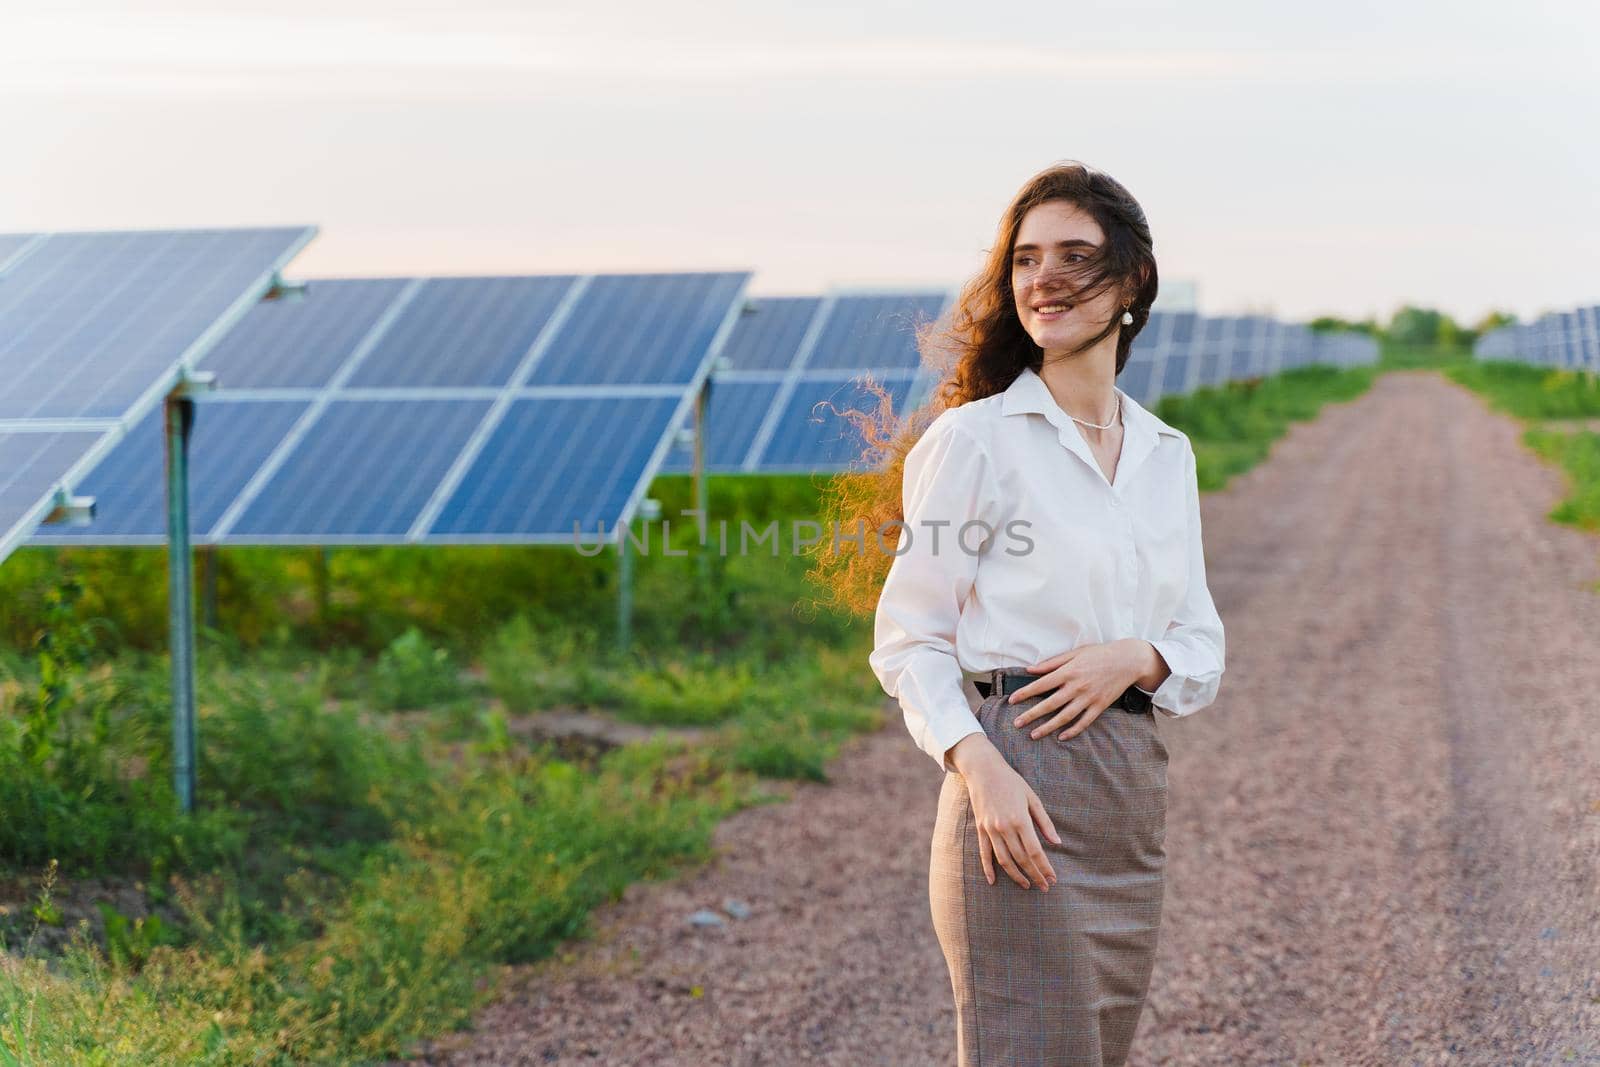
[801,160,1159,619]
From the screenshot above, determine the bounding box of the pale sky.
[4,0,1598,326]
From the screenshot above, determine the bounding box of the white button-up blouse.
[869,365,1226,771]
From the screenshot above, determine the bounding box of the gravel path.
[401,370,1600,1066]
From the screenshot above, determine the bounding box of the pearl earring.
[1120,308,1134,326]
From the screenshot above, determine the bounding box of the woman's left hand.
[1006,640,1147,741]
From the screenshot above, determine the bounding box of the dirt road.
[406,370,1600,1066]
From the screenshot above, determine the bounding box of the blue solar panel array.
[0,226,316,564]
[1476,304,1600,373]
[662,289,953,475]
[1117,309,1375,411]
[32,270,752,547]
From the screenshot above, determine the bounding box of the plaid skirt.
[929,683,1169,1066]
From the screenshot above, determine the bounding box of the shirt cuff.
[930,723,986,774]
[1148,637,1205,718]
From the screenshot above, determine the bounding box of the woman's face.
[1010,199,1124,357]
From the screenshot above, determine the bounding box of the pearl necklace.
[1068,392,1122,431]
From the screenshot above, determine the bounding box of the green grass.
[1444,359,1600,421]
[0,363,1389,1064]
[1158,361,1381,491]
[1442,358,1600,536]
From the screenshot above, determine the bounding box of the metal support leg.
[165,394,198,814]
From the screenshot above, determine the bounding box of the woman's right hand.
[948,735,1062,890]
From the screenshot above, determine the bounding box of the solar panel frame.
[0,226,317,563]
[30,269,753,547]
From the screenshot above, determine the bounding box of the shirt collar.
[1000,365,1180,489]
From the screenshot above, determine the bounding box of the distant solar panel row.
[666,301,1379,475]
[1115,311,1378,410]
[1474,306,1600,372]
[0,227,316,563]
[30,272,751,546]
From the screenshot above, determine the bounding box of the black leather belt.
[973,667,1153,714]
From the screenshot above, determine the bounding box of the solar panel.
[1195,317,1232,387]
[200,279,413,389]
[226,399,494,540]
[1233,316,1269,380]
[1259,320,1283,377]
[1117,350,1158,408]
[430,395,682,538]
[1114,317,1163,412]
[345,276,579,388]
[0,229,314,419]
[716,296,822,371]
[1137,309,1170,353]
[662,288,952,475]
[0,430,107,531]
[1561,310,1583,368]
[658,379,783,474]
[32,269,752,546]
[803,293,946,372]
[36,399,309,543]
[0,226,315,563]
[529,273,750,386]
[756,373,920,472]
[1580,307,1600,372]
[1167,311,1199,348]
[0,234,41,270]
[1160,346,1194,396]
[1284,322,1304,374]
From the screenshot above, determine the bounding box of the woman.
[866,161,1226,1065]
